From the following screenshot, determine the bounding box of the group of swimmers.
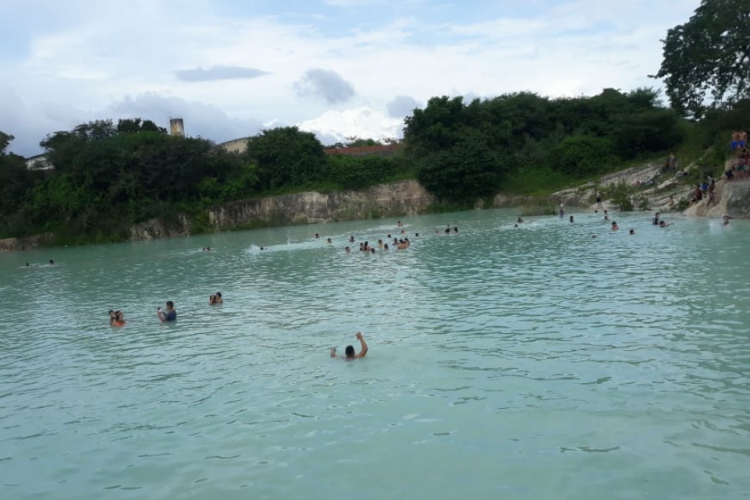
[24,260,54,267]
[107,299,184,328]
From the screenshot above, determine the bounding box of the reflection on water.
[1,210,749,499]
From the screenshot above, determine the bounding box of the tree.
[117,118,168,135]
[654,0,750,116]
[417,132,505,202]
[245,127,326,190]
[0,132,34,222]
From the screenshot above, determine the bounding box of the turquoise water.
[1,209,749,499]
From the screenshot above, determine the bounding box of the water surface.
[1,210,749,499]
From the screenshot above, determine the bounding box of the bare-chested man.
[331,332,368,360]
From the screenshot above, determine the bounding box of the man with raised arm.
[331,332,368,360]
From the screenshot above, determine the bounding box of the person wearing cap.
[331,332,368,360]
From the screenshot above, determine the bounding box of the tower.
[169,117,185,137]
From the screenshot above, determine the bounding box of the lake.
[1,209,749,499]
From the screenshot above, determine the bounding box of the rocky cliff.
[0,233,54,252]
[683,178,750,218]
[207,180,435,230]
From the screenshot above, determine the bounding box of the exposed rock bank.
[207,180,435,230]
[0,233,54,252]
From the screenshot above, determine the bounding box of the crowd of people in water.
[29,209,735,359]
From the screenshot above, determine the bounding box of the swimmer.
[206,247,211,252]
[209,292,223,305]
[629,229,635,235]
[415,233,419,237]
[652,212,660,225]
[157,301,177,322]
[611,221,619,231]
[109,310,126,327]
[377,239,383,248]
[517,217,524,223]
[315,233,320,239]
[445,227,450,234]
[722,215,731,226]
[349,236,355,243]
[387,234,391,238]
[345,246,351,253]
[326,238,332,244]
[260,246,265,251]
[514,224,518,228]
[659,220,672,227]
[49,260,55,266]
[370,247,376,254]
[383,244,389,250]
[25,262,29,267]
[330,332,368,360]
[359,243,365,252]
[453,227,459,233]
[569,215,574,223]
[397,220,403,227]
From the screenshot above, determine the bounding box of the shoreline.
[3,167,748,252]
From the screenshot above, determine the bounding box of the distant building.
[217,137,252,154]
[25,153,53,170]
[169,117,185,137]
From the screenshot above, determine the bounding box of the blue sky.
[0,0,701,156]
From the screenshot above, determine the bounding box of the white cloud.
[0,0,701,156]
[298,107,403,145]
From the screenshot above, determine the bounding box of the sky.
[0,0,700,157]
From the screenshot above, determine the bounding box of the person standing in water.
[330,332,368,359]
[157,301,177,322]
[559,203,564,218]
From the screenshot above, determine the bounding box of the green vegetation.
[654,0,750,118]
[1,0,748,245]
[405,88,683,201]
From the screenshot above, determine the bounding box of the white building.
[25,153,53,170]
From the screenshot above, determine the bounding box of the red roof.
[324,144,405,156]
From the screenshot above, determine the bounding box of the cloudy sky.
[0,0,699,156]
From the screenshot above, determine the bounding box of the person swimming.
[345,246,351,253]
[629,229,635,235]
[569,215,574,223]
[330,332,368,360]
[349,236,355,243]
[517,217,524,223]
[611,221,619,231]
[209,292,223,305]
[109,310,126,327]
[326,238,332,244]
[659,220,672,227]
